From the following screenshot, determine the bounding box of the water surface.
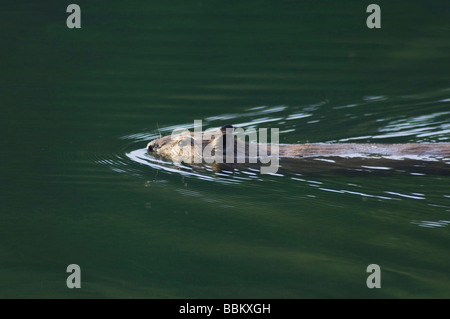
[1,0,449,298]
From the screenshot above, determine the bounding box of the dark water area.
[1,1,449,298]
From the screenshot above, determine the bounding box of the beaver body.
[147,124,450,159]
[276,142,450,158]
[146,124,450,174]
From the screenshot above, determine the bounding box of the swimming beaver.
[147,124,450,174]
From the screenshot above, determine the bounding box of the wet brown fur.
[147,125,450,161]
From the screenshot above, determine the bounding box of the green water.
[1,0,450,298]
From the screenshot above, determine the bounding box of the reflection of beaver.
[147,124,450,162]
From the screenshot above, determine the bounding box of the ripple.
[126,148,239,184]
[103,94,450,182]
[363,95,388,102]
[96,89,450,230]
[411,220,450,228]
[384,191,426,200]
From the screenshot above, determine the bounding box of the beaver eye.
[178,137,194,147]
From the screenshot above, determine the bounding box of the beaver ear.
[220,124,234,134]
[213,125,234,154]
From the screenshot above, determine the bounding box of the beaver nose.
[147,142,158,152]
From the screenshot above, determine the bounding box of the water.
[1,0,449,298]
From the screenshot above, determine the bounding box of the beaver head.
[147,124,235,163]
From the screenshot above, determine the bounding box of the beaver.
[146,124,450,174]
